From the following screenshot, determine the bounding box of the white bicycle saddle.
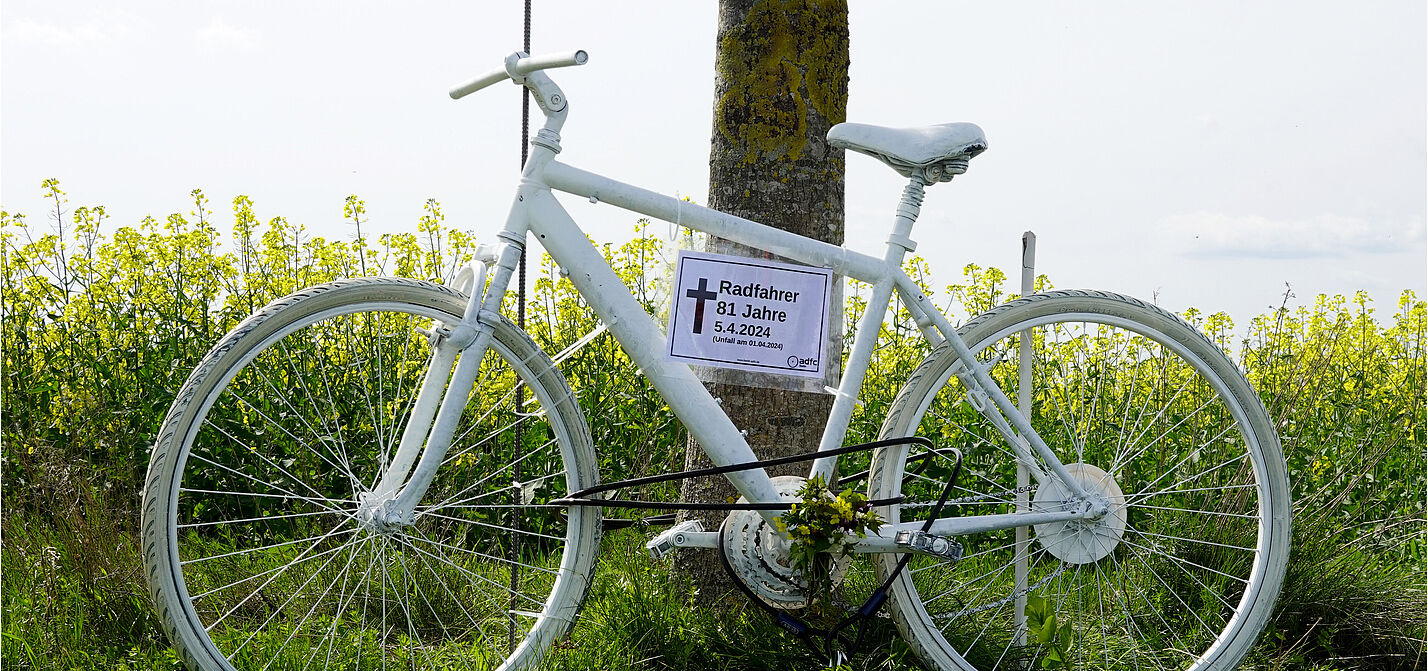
[827,122,987,180]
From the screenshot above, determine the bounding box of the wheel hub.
[1032,463,1127,564]
[355,491,409,537]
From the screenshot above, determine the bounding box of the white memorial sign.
[666,250,833,377]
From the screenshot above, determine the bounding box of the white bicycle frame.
[367,51,1105,551]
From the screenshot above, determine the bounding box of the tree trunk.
[677,0,849,603]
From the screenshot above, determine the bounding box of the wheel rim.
[881,310,1279,671]
[161,296,592,670]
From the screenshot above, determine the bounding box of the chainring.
[720,475,852,610]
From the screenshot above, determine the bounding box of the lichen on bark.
[713,0,849,164]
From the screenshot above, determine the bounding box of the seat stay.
[902,282,1091,500]
[890,272,1056,485]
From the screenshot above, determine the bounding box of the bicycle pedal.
[895,530,964,561]
[645,520,704,560]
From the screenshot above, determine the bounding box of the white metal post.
[1014,231,1036,651]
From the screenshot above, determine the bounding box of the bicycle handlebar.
[448,50,588,100]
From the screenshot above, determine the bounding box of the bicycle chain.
[898,483,1034,508]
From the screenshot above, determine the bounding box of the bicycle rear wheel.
[141,277,599,671]
[871,290,1289,671]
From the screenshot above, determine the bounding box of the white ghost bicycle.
[141,51,1290,671]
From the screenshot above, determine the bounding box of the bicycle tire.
[141,277,600,671]
[870,290,1290,671]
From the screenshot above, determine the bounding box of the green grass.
[1,492,181,670]
[0,504,923,671]
[5,494,1422,671]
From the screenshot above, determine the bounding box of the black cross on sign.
[685,278,718,334]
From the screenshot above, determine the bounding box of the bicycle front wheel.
[141,277,600,671]
[871,290,1289,671]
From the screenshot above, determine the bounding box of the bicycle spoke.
[1118,530,1251,585]
[308,536,379,671]
[1097,553,1153,671]
[402,545,478,671]
[207,408,351,508]
[188,537,357,603]
[440,382,524,464]
[179,484,348,508]
[1111,395,1219,475]
[1109,374,1198,473]
[423,437,560,513]
[241,367,363,490]
[273,339,364,492]
[414,511,564,543]
[1108,548,1182,670]
[1127,450,1250,503]
[1124,481,1256,507]
[390,532,543,611]
[1115,349,1175,468]
[406,526,509,646]
[182,526,359,568]
[389,542,441,671]
[1126,540,1222,641]
[1044,332,1087,458]
[379,326,430,467]
[178,507,343,530]
[226,526,358,651]
[1127,502,1259,521]
[341,315,388,462]
[256,536,365,671]
[402,530,558,576]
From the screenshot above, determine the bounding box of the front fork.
[358,232,526,528]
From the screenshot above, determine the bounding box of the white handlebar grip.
[449,50,588,100]
[449,68,511,100]
[513,50,588,75]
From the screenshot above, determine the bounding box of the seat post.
[884,175,927,264]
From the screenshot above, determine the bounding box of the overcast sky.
[3,1,1424,328]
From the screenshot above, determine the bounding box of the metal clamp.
[474,243,500,265]
[955,365,992,411]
